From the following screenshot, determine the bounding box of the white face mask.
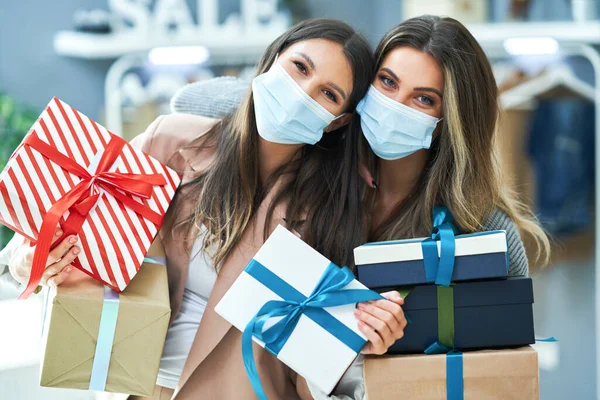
[252,61,339,145]
[356,85,442,160]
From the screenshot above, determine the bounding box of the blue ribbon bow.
[242,260,383,400]
[421,206,460,287]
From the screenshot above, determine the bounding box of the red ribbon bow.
[19,134,167,299]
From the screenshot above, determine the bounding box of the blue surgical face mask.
[252,61,340,145]
[357,85,441,160]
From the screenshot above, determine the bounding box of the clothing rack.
[469,21,600,397]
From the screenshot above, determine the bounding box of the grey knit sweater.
[170,76,250,119]
[482,209,528,276]
[170,77,530,277]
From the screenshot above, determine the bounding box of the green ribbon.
[397,287,413,301]
[395,285,455,351]
[425,285,463,400]
[437,285,455,349]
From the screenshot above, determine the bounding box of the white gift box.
[354,231,508,265]
[215,225,373,394]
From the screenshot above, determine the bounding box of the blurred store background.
[1,0,599,398]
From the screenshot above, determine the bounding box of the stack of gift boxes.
[0,98,179,396]
[213,220,541,400]
[353,210,539,400]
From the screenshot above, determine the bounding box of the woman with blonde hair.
[356,15,549,276]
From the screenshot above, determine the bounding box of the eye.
[293,61,308,75]
[378,74,396,88]
[417,95,434,106]
[323,89,338,103]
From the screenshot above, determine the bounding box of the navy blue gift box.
[386,277,535,354]
[354,231,509,288]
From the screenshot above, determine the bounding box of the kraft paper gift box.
[0,97,181,298]
[215,225,382,395]
[364,346,539,400]
[40,240,170,396]
[388,277,535,354]
[354,231,508,289]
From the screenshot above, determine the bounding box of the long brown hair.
[173,19,374,269]
[362,15,550,263]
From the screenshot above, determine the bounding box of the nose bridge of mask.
[369,85,440,127]
[271,63,335,125]
[358,85,439,160]
[252,59,342,145]
[256,71,320,138]
[271,54,344,123]
[360,91,424,144]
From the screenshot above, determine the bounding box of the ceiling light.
[503,37,559,56]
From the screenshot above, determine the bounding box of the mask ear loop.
[323,112,348,133]
[316,122,348,150]
[332,112,347,122]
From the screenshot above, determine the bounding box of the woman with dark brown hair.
[2,19,407,399]
[357,15,550,275]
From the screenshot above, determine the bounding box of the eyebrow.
[295,52,315,70]
[328,82,347,101]
[380,67,400,83]
[414,87,443,98]
[380,67,443,99]
[295,51,347,101]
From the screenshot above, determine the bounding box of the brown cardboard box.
[364,346,539,400]
[39,240,170,396]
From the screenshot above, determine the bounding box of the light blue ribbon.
[144,256,166,266]
[421,206,459,287]
[242,260,383,400]
[89,286,120,391]
[87,257,164,391]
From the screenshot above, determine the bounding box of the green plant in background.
[0,93,39,248]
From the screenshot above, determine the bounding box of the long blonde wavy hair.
[362,15,550,264]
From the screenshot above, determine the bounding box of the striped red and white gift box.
[0,97,181,292]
